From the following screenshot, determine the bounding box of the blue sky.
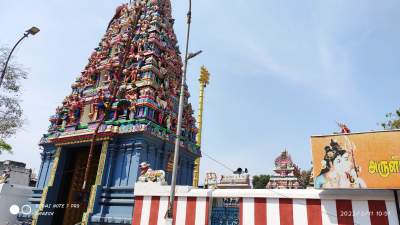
[1,0,399,181]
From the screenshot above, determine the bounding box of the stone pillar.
[104,142,117,187]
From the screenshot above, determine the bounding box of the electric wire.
[36,153,366,225]
[198,152,363,225]
[37,150,363,225]
[201,150,234,173]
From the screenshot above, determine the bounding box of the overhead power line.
[201,150,234,173]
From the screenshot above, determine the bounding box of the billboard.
[311,130,400,189]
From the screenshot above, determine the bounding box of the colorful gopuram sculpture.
[266,150,300,189]
[22,1,201,225]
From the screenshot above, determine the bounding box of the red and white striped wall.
[132,196,209,225]
[240,197,398,225]
[132,183,400,225]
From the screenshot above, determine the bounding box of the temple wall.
[133,183,400,225]
[88,134,197,224]
[20,132,198,225]
[18,145,58,223]
[34,145,74,225]
[36,145,57,189]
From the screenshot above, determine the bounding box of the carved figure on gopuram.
[33,2,201,225]
[44,0,198,144]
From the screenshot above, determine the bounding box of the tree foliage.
[252,175,270,189]
[0,47,27,153]
[381,109,400,130]
[297,169,312,188]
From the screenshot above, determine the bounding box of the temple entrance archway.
[51,145,101,225]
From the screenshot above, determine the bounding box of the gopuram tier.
[266,150,300,189]
[21,1,201,225]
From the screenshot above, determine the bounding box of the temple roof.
[274,149,293,167]
[42,0,199,153]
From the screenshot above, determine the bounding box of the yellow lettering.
[369,161,377,174]
[368,158,400,177]
[378,161,390,177]
[388,160,399,173]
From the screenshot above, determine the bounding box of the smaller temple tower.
[266,150,300,189]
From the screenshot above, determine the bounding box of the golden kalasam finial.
[193,66,210,187]
[199,66,210,87]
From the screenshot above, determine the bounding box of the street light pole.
[166,0,196,222]
[0,26,40,88]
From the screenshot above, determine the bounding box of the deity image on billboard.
[311,130,400,189]
[314,138,366,188]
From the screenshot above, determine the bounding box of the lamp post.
[166,0,202,222]
[0,26,40,87]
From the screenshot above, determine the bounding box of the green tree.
[381,109,400,130]
[0,47,27,154]
[252,175,270,189]
[297,169,312,188]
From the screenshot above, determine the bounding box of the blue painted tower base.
[21,130,199,225]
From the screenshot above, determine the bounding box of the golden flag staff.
[193,66,210,187]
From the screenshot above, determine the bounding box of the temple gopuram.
[266,150,300,189]
[21,1,200,225]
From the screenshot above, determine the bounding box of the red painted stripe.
[166,197,179,225]
[239,198,243,225]
[185,197,197,225]
[132,196,143,225]
[173,197,178,225]
[307,199,322,225]
[368,200,389,225]
[336,200,354,225]
[149,196,160,225]
[279,198,294,225]
[205,197,210,225]
[254,198,267,225]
